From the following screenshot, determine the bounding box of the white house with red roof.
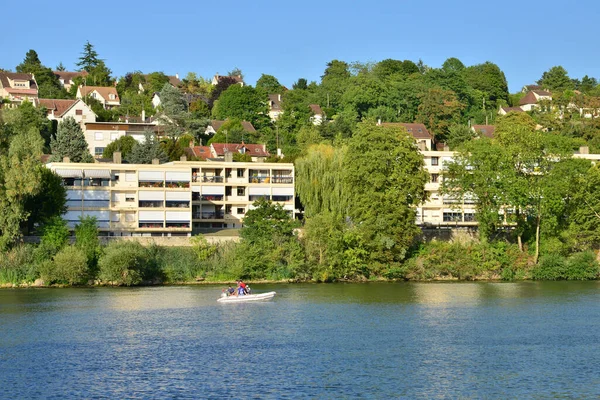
[210,142,270,162]
[76,85,120,109]
[38,98,97,124]
[309,104,324,125]
[53,71,88,91]
[519,90,552,111]
[0,72,38,106]
[376,121,434,150]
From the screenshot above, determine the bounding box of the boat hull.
[217,291,276,303]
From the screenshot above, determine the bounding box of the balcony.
[271,177,293,184]
[139,201,164,208]
[193,212,225,219]
[200,176,224,183]
[249,176,270,184]
[166,201,190,208]
[139,181,164,188]
[165,181,190,189]
[201,195,224,201]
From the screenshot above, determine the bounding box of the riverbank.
[2,238,599,288]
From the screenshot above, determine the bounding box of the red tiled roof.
[79,86,120,102]
[472,124,495,138]
[186,145,211,160]
[519,91,538,105]
[210,119,256,133]
[211,143,270,157]
[309,104,323,115]
[379,122,432,140]
[38,99,77,117]
[4,88,38,95]
[532,89,552,97]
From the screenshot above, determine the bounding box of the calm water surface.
[1,282,600,399]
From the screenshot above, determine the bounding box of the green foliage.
[256,74,284,93]
[212,84,270,129]
[447,123,476,150]
[0,245,39,284]
[76,41,112,86]
[75,216,101,271]
[40,216,70,254]
[128,131,168,164]
[22,164,66,235]
[102,135,137,159]
[98,241,159,286]
[156,246,203,283]
[537,66,573,92]
[51,246,89,285]
[16,49,67,99]
[50,116,94,162]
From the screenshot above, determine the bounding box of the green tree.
[342,122,429,268]
[256,74,284,93]
[537,66,574,92]
[102,135,137,159]
[212,84,269,129]
[75,216,101,271]
[50,116,94,162]
[128,131,168,164]
[52,246,89,285]
[16,49,67,99]
[76,41,100,72]
[447,123,476,149]
[416,87,464,140]
[293,78,308,90]
[76,41,112,86]
[40,216,70,254]
[98,241,158,286]
[22,168,67,235]
[462,62,509,109]
[565,164,600,251]
[442,57,466,73]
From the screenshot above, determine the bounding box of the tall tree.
[537,66,573,92]
[50,117,94,163]
[416,87,464,140]
[256,74,284,93]
[76,41,112,86]
[342,122,429,267]
[127,131,168,164]
[16,49,66,99]
[211,84,269,129]
[22,168,67,235]
[76,41,100,72]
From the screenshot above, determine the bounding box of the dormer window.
[109,94,116,100]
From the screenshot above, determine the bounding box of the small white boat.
[217,291,276,303]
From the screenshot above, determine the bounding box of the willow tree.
[295,144,346,218]
[343,121,429,268]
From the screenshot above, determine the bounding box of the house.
[205,120,256,135]
[151,91,206,109]
[210,142,270,162]
[268,94,283,121]
[54,71,88,91]
[211,74,244,86]
[76,86,120,109]
[138,74,181,92]
[309,104,324,125]
[376,121,434,151]
[498,106,525,115]
[0,72,38,106]
[83,121,161,157]
[185,145,212,161]
[519,90,552,111]
[38,98,97,124]
[471,125,495,138]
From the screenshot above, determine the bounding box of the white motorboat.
[217,291,276,303]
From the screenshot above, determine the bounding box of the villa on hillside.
[76,86,120,109]
[38,98,97,124]
[0,72,38,106]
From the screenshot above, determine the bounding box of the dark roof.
[268,94,282,111]
[309,104,323,115]
[210,119,256,133]
[211,143,270,157]
[519,91,538,105]
[38,99,77,117]
[53,71,88,82]
[0,72,38,90]
[472,125,495,138]
[379,122,432,140]
[524,84,542,91]
[532,89,552,97]
[501,106,524,113]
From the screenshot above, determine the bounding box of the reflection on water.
[1,282,600,398]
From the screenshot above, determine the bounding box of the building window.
[431,174,439,183]
[109,94,115,100]
[125,194,135,202]
[110,133,119,141]
[95,132,104,141]
[95,147,105,156]
[443,212,462,222]
[237,169,244,178]
[431,157,439,166]
[237,208,245,215]
[237,187,245,196]
[75,109,83,115]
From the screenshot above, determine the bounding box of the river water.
[1,282,600,399]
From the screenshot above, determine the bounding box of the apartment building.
[83,121,159,157]
[45,159,295,236]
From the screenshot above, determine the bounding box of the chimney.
[152,158,160,165]
[176,73,179,79]
[142,109,146,122]
[180,155,187,162]
[62,157,70,163]
[580,146,590,154]
[224,151,233,163]
[443,144,450,151]
[278,94,281,101]
[113,151,122,164]
[277,148,282,158]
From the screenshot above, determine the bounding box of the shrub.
[52,246,89,285]
[98,241,158,286]
[0,245,38,284]
[565,251,599,280]
[157,247,202,283]
[40,216,70,255]
[532,254,567,280]
[74,216,101,272]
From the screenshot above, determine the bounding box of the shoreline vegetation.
[2,235,599,289]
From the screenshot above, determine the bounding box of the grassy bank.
[1,238,599,287]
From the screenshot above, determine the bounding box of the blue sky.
[1,0,598,92]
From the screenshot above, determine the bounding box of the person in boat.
[239,280,248,294]
[237,281,246,296]
[226,286,235,296]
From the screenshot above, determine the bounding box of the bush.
[40,216,70,255]
[157,247,202,283]
[52,246,89,285]
[565,251,599,280]
[98,241,158,286]
[532,254,567,280]
[0,245,38,284]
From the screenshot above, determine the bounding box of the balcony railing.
[249,176,270,183]
[201,176,224,183]
[201,195,224,201]
[271,177,293,184]
[139,181,164,188]
[193,212,225,219]
[165,181,190,188]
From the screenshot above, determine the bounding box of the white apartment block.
[45,160,295,236]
